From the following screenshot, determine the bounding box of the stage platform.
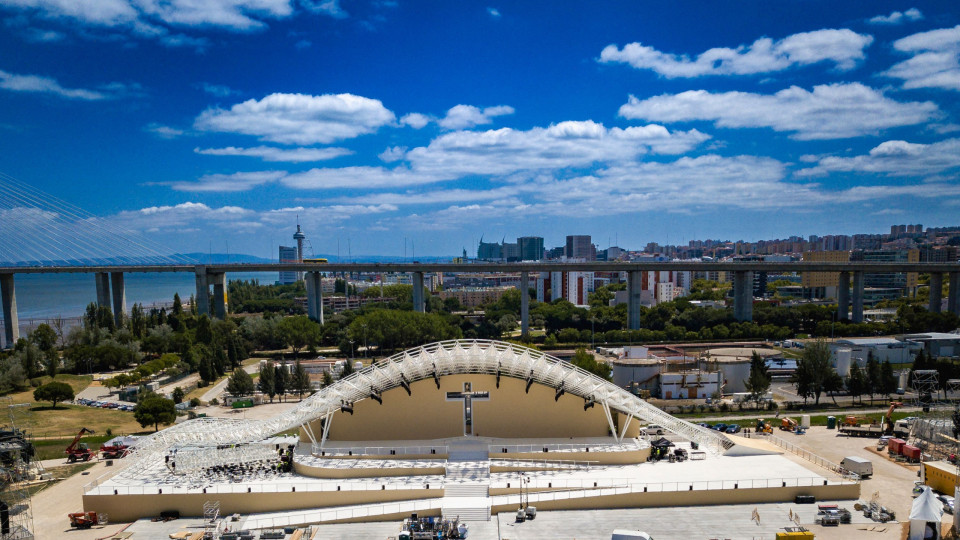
[83,434,860,525]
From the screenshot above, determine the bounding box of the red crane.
[65,427,97,462]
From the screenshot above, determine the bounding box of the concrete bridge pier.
[733,270,753,322]
[305,271,324,324]
[837,271,850,321]
[95,272,111,308]
[194,267,209,317]
[110,272,126,327]
[627,270,642,330]
[1,274,18,348]
[210,273,226,319]
[949,272,960,316]
[520,271,529,338]
[851,271,864,323]
[929,273,943,313]
[412,272,425,313]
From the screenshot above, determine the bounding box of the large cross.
[446,382,490,436]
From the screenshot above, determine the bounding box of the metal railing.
[763,434,860,481]
[241,498,442,531]
[488,441,645,454]
[86,478,443,496]
[488,457,598,470]
[311,444,449,457]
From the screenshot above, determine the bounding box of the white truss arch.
[124,340,732,473]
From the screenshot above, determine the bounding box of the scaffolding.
[203,501,223,539]
[166,443,281,475]
[0,399,35,540]
[912,370,940,411]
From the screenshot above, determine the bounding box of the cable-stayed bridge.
[1,173,959,348]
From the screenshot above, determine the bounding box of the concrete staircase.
[443,453,491,521]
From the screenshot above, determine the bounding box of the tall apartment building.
[278,245,299,285]
[565,235,596,260]
[801,250,851,298]
[537,271,593,305]
[517,236,544,261]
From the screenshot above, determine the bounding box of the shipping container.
[902,444,921,462]
[888,438,905,455]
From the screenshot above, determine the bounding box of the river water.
[1,271,270,346]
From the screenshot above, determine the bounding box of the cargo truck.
[840,456,873,478]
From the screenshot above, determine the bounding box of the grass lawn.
[7,374,93,405]
[703,410,917,429]
[34,434,115,461]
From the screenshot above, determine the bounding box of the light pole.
[349,339,355,360]
[362,324,368,358]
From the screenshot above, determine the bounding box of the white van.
[841,456,873,479]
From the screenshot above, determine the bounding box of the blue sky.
[1,0,959,259]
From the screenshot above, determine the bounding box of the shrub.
[29,377,43,388]
[189,397,201,407]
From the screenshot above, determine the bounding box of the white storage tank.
[835,348,852,377]
[801,415,811,428]
[700,347,782,395]
[611,358,661,391]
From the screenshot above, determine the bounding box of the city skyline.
[1,1,959,258]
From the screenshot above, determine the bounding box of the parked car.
[725,425,742,434]
[713,423,727,432]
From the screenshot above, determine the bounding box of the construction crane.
[65,428,96,463]
[883,402,903,435]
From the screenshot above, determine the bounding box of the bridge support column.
[1,274,18,348]
[412,272,425,312]
[733,271,753,322]
[210,273,226,319]
[627,271,642,330]
[520,271,529,338]
[305,271,324,324]
[929,273,943,313]
[949,272,960,316]
[194,267,209,317]
[95,272,111,308]
[110,272,126,327]
[851,271,864,323]
[837,271,850,321]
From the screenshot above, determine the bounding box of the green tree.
[172,292,183,316]
[570,348,612,381]
[33,381,74,408]
[865,352,880,405]
[43,351,59,378]
[172,386,185,404]
[29,324,58,352]
[341,359,355,378]
[195,315,213,345]
[198,353,215,385]
[227,368,255,396]
[130,303,147,339]
[258,361,277,402]
[879,360,898,398]
[278,316,322,358]
[134,394,177,432]
[846,363,866,405]
[227,338,240,369]
[743,351,772,409]
[792,340,834,405]
[274,363,290,402]
[292,360,311,400]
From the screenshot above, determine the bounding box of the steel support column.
[110,272,126,327]
[305,271,324,324]
[95,272,111,308]
[412,271,425,312]
[949,272,960,316]
[210,272,226,319]
[851,271,864,323]
[627,270,642,330]
[520,271,529,338]
[837,271,850,321]
[929,273,943,313]
[733,271,753,322]
[0,274,18,348]
[194,266,210,317]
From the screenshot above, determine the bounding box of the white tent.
[910,487,944,540]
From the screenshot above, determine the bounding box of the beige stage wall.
[301,374,641,442]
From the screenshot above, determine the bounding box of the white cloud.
[619,83,938,140]
[599,29,873,77]
[378,146,407,162]
[194,92,396,144]
[281,166,443,189]
[487,7,500,18]
[169,170,286,192]
[868,8,923,25]
[196,82,238,97]
[881,25,960,91]
[796,138,960,177]
[194,146,352,162]
[300,0,347,19]
[438,104,515,130]
[400,112,430,129]
[0,69,117,100]
[144,123,185,138]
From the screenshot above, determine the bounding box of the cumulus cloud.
[378,146,407,162]
[618,83,938,140]
[196,82,238,97]
[300,0,347,19]
[796,138,960,177]
[0,69,128,100]
[194,146,352,162]
[881,25,960,91]
[869,8,923,25]
[400,113,430,129]
[487,7,500,18]
[168,170,286,192]
[144,123,185,139]
[193,92,396,144]
[281,166,442,190]
[599,29,873,77]
[438,104,515,130]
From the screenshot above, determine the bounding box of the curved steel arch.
[125,340,732,472]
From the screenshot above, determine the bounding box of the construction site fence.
[759,434,860,482]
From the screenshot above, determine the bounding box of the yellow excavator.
[755,419,773,434]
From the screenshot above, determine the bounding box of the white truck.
[840,456,873,479]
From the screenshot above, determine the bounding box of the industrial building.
[82,341,858,530]
[901,332,960,358]
[830,337,920,365]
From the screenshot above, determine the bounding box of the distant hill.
[1,252,456,267]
